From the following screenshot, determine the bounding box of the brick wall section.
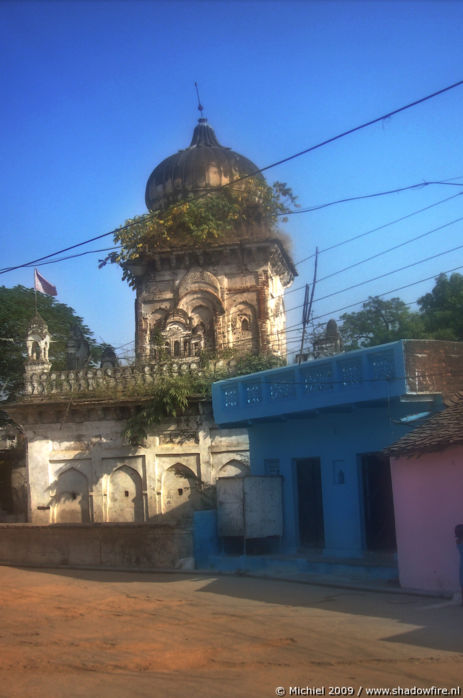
[256,270,270,353]
[0,523,192,569]
[404,340,463,396]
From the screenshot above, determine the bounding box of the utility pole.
[298,247,318,364]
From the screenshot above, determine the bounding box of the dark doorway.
[296,458,325,548]
[360,453,396,551]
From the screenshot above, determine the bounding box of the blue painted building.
[209,340,463,562]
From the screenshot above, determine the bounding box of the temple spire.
[194,81,205,121]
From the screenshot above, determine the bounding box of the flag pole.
[34,269,38,314]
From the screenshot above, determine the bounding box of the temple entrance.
[360,453,396,551]
[296,458,325,548]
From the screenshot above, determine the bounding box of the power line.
[312,263,463,323]
[286,180,463,216]
[316,216,463,284]
[281,262,463,337]
[293,191,463,266]
[263,204,463,304]
[222,198,463,305]
[16,187,460,279]
[3,79,463,276]
[313,242,463,305]
[18,247,120,268]
[5,187,462,276]
[222,220,463,322]
[227,79,463,183]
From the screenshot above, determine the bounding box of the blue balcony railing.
[212,341,409,426]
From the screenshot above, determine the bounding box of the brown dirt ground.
[0,566,461,698]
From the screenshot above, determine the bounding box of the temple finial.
[194,82,206,121]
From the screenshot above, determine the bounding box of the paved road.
[0,566,461,698]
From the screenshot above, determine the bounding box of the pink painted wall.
[391,445,463,593]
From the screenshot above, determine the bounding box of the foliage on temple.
[99,179,297,287]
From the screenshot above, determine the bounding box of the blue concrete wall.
[246,398,438,557]
[208,341,447,565]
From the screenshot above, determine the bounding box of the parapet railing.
[23,358,209,398]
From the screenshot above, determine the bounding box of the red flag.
[34,269,57,296]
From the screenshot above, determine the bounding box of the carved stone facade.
[134,239,295,362]
[7,399,249,525]
[6,116,295,525]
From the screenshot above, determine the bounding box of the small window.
[174,341,180,357]
[124,490,129,497]
[178,488,183,496]
[241,318,250,332]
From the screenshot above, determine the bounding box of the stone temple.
[136,117,295,361]
[6,116,296,526]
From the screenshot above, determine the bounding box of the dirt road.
[0,566,461,698]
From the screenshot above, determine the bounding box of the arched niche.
[54,468,90,523]
[108,465,144,523]
[177,289,224,318]
[178,269,221,302]
[162,463,200,516]
[26,333,50,362]
[218,459,249,478]
[229,302,259,353]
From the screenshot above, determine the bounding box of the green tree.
[0,285,102,399]
[417,273,463,340]
[339,297,424,350]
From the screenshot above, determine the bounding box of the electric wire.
[5,188,461,276]
[18,247,120,268]
[317,217,463,284]
[293,191,463,266]
[220,79,463,183]
[285,180,463,216]
[310,262,463,324]
[313,242,463,304]
[2,79,463,275]
[224,205,463,303]
[9,186,459,278]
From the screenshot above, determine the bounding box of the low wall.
[0,523,192,570]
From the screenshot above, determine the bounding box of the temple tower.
[133,118,296,362]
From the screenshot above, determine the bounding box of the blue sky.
[1,0,463,360]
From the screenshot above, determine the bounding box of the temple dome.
[145,118,263,211]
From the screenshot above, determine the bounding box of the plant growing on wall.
[99,179,297,287]
[123,351,285,446]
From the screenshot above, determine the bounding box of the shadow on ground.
[8,564,463,655]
